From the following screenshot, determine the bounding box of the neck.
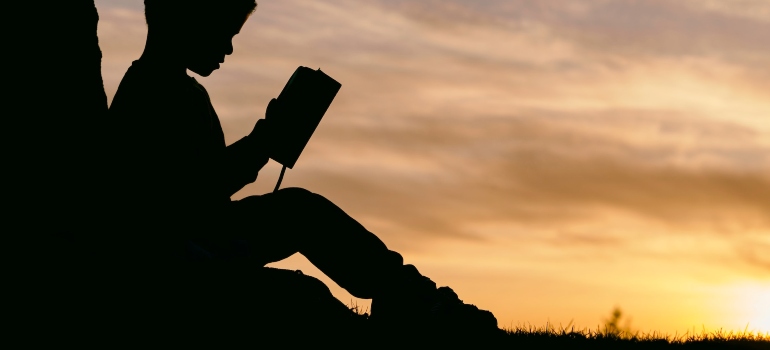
[139,31,187,76]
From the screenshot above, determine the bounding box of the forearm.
[223,132,270,196]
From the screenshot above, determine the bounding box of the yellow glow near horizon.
[734,282,770,333]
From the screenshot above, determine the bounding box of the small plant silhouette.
[602,307,635,338]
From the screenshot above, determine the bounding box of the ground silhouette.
[11,0,500,344]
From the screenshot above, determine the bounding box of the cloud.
[735,236,770,273]
[301,112,770,227]
[98,0,142,11]
[384,0,770,56]
[692,0,770,22]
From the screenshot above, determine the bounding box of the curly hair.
[144,0,257,29]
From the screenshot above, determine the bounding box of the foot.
[370,265,500,337]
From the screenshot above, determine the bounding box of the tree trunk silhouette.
[10,0,110,342]
[13,0,107,236]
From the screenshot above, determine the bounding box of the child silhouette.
[108,0,497,331]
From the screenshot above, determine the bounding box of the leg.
[218,188,500,335]
[224,187,405,299]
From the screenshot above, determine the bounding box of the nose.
[225,40,234,56]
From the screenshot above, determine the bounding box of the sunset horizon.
[95,0,770,334]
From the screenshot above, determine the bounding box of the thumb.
[266,98,280,119]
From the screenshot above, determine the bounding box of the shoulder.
[109,62,203,121]
[113,63,187,103]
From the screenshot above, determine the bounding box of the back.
[108,60,229,244]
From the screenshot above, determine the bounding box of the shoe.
[370,264,436,324]
[430,286,500,336]
[370,265,501,338]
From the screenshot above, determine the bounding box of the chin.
[189,64,218,77]
[190,68,215,77]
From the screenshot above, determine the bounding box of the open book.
[269,66,342,169]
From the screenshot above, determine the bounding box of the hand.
[251,98,281,137]
[250,118,273,154]
[250,117,272,138]
[250,98,283,157]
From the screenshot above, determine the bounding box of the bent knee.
[275,187,327,205]
[276,187,313,198]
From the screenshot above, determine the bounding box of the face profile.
[140,0,256,77]
[184,13,251,77]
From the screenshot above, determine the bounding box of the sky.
[95,0,770,334]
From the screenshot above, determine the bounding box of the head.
[144,0,257,76]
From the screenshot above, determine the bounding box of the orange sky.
[96,0,770,334]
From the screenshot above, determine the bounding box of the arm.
[220,98,280,197]
[221,119,271,197]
